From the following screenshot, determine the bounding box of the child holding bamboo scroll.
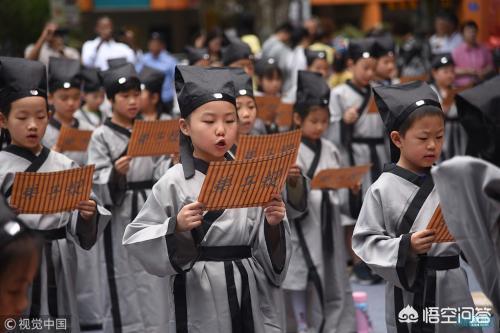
[0,56,109,332]
[43,57,94,166]
[284,70,356,333]
[352,81,477,333]
[87,63,170,333]
[123,65,292,333]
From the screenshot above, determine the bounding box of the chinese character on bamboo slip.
[310,164,372,190]
[426,205,455,243]
[10,165,95,214]
[56,126,93,152]
[235,129,301,162]
[127,119,179,157]
[198,150,296,210]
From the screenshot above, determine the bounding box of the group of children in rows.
[0,31,497,333]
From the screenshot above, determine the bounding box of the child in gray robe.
[353,81,479,333]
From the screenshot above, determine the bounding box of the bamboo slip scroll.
[275,103,293,127]
[56,126,93,152]
[426,205,455,243]
[235,129,302,162]
[367,96,378,114]
[255,96,281,123]
[311,164,372,190]
[198,150,295,210]
[10,165,95,214]
[127,119,179,157]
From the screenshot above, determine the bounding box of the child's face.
[308,58,329,79]
[0,253,39,319]
[236,95,257,135]
[180,101,238,161]
[375,54,396,80]
[260,73,282,96]
[113,89,141,120]
[84,90,105,111]
[230,59,255,77]
[294,107,329,141]
[49,88,81,120]
[349,57,376,87]
[393,115,445,170]
[140,90,159,113]
[1,97,48,152]
[432,66,455,88]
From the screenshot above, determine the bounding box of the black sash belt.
[352,137,385,182]
[294,217,326,333]
[29,226,66,319]
[127,180,153,220]
[174,246,254,333]
[412,255,460,333]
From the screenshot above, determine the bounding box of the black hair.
[257,64,283,85]
[461,20,478,32]
[293,104,329,127]
[398,105,445,136]
[435,11,459,29]
[275,22,294,34]
[108,79,141,101]
[332,51,349,73]
[256,62,283,93]
[0,230,41,281]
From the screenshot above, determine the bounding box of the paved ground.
[351,260,498,333]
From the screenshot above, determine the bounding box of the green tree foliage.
[0,0,51,56]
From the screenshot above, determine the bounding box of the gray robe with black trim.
[0,148,110,333]
[283,138,356,332]
[433,156,500,313]
[353,167,478,333]
[122,162,292,333]
[88,122,171,333]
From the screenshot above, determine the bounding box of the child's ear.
[48,93,54,105]
[346,59,354,70]
[293,112,302,128]
[152,93,160,105]
[179,118,190,137]
[390,130,403,149]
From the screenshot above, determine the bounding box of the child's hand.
[77,200,97,221]
[263,194,285,226]
[52,144,62,153]
[343,107,359,125]
[9,204,20,215]
[410,230,435,254]
[350,181,362,195]
[287,164,302,187]
[114,156,132,175]
[176,201,204,232]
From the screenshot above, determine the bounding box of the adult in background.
[429,11,463,55]
[81,16,135,70]
[136,32,177,112]
[25,22,79,65]
[452,21,494,87]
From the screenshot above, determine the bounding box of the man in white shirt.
[429,11,463,55]
[25,22,80,66]
[81,16,135,70]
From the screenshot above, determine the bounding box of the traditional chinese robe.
[325,81,390,194]
[429,84,467,160]
[87,118,170,333]
[122,157,292,333]
[433,156,500,313]
[42,116,94,167]
[353,163,479,333]
[283,137,356,333]
[0,145,110,333]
